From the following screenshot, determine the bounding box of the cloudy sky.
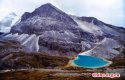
[0,0,125,27]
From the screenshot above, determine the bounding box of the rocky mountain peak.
[21,3,60,21]
[20,3,77,26]
[36,3,59,11]
[7,3,125,58]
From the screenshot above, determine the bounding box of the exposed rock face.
[1,3,125,58]
[11,3,78,34]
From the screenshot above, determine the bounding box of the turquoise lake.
[73,55,112,68]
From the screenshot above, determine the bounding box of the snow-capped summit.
[0,12,17,33]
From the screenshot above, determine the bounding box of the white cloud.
[0,0,124,27]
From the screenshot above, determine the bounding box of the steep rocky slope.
[1,3,125,59]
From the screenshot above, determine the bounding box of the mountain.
[1,3,125,59]
[0,12,17,33]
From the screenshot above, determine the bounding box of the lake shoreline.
[67,55,112,69]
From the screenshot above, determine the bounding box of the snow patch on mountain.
[79,38,121,59]
[74,18,103,35]
[72,16,125,40]
[2,33,40,52]
[22,34,40,52]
